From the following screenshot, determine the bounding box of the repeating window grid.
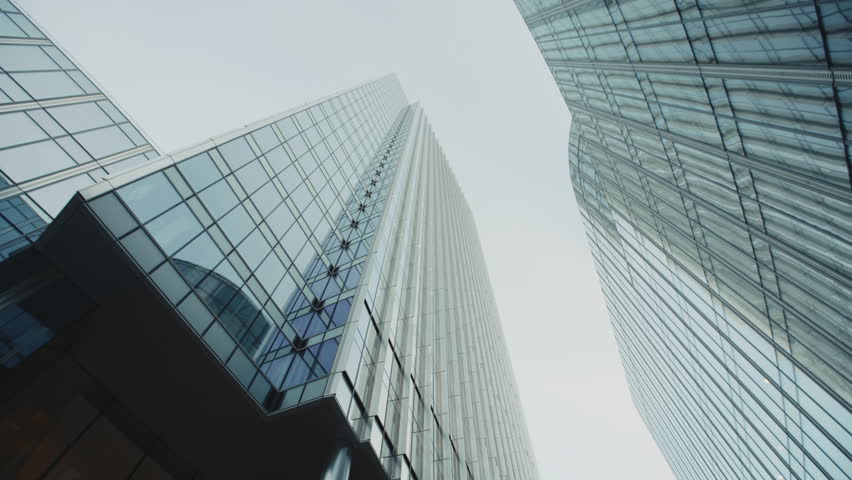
[525,0,850,184]
[576,150,848,438]
[0,1,44,39]
[96,82,411,413]
[597,253,792,480]
[572,115,844,356]
[573,130,851,401]
[0,3,157,259]
[334,110,536,479]
[576,162,848,480]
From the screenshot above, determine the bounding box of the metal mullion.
[594,222,834,479]
[580,164,852,364]
[0,144,153,201]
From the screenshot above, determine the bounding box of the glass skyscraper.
[0,0,158,370]
[0,6,537,477]
[0,0,158,259]
[515,1,850,479]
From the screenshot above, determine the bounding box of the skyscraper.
[515,1,850,479]
[0,0,158,259]
[0,23,537,476]
[0,0,158,371]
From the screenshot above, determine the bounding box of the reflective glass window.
[0,112,47,148]
[219,204,254,245]
[41,47,73,68]
[251,126,279,154]
[47,102,112,133]
[264,145,291,173]
[271,272,298,312]
[276,117,300,140]
[234,160,268,194]
[218,138,255,170]
[10,71,83,99]
[75,125,134,159]
[281,223,308,260]
[28,173,92,217]
[26,109,64,137]
[67,70,98,94]
[173,232,223,273]
[0,45,57,71]
[237,229,268,270]
[178,152,221,192]
[8,13,42,38]
[0,73,29,101]
[0,140,74,182]
[146,204,202,256]
[267,203,295,239]
[0,13,25,37]
[255,253,284,294]
[198,180,238,219]
[118,173,181,223]
[251,182,282,218]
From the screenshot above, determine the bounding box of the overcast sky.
[20,1,676,478]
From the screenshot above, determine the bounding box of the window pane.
[47,102,112,133]
[118,172,181,223]
[178,152,221,192]
[0,45,57,71]
[0,140,73,182]
[251,126,279,153]
[173,232,223,273]
[218,137,254,170]
[28,173,92,217]
[234,160,268,194]
[198,179,238,219]
[11,71,83,99]
[219,204,254,245]
[75,125,134,159]
[146,204,202,256]
[0,112,47,148]
[0,13,24,37]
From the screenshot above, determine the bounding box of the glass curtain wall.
[515,1,851,479]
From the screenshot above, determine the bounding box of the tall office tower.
[0,1,157,375]
[515,1,850,479]
[0,72,537,479]
[0,1,158,258]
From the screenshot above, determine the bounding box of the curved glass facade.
[516,1,851,479]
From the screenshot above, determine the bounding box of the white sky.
[20,1,676,478]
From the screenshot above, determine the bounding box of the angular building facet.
[515,1,850,479]
[0,0,158,369]
[0,57,537,478]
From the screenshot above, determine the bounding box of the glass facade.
[0,0,157,368]
[90,76,406,411]
[516,1,851,479]
[2,70,537,477]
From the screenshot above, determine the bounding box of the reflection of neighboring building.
[0,12,538,476]
[515,1,851,480]
[174,259,272,359]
